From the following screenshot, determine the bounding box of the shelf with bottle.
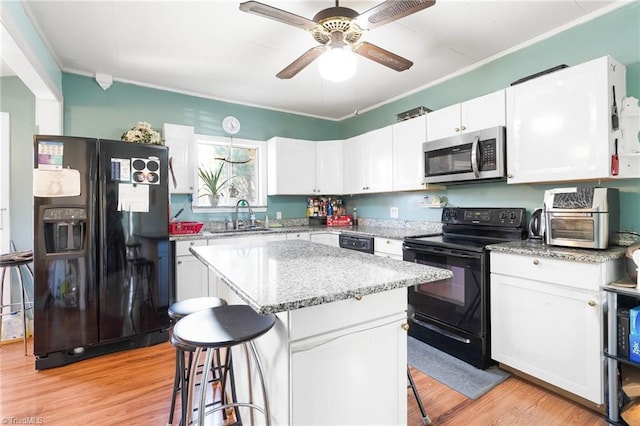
[307,197,345,218]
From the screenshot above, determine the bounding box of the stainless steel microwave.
[423,126,506,184]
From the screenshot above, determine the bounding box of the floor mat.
[408,336,510,400]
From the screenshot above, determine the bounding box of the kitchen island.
[190,239,451,426]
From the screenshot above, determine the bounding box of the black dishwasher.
[339,233,374,254]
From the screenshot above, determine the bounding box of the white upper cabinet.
[392,116,427,191]
[163,123,195,193]
[506,56,626,184]
[267,137,343,195]
[343,127,393,194]
[315,140,343,195]
[427,90,506,141]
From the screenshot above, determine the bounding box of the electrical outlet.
[276,211,282,220]
[390,207,398,218]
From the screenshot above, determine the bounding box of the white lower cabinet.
[374,237,403,260]
[216,284,408,425]
[175,240,208,301]
[309,232,339,247]
[291,315,406,425]
[490,251,621,405]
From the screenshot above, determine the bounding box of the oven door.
[403,242,485,335]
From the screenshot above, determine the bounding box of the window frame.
[191,134,267,214]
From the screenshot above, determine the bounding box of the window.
[193,134,267,211]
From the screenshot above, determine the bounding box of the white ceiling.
[20,0,627,120]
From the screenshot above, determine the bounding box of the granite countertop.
[190,239,452,314]
[487,240,627,263]
[171,222,442,242]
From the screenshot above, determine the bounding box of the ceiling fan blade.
[355,0,436,30]
[276,46,326,79]
[352,41,413,72]
[239,1,317,31]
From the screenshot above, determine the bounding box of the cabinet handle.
[177,260,182,265]
[461,125,466,131]
[588,300,597,307]
[190,241,195,246]
[354,294,363,301]
[507,173,514,179]
[386,240,391,244]
[533,259,539,265]
[402,323,409,331]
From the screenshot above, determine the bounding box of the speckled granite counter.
[190,239,452,314]
[171,222,442,242]
[487,240,627,263]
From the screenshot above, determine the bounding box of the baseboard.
[498,363,606,415]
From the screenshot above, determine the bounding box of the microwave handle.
[471,136,480,178]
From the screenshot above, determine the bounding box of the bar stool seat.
[0,249,34,356]
[172,305,276,426]
[167,297,227,426]
[168,297,227,322]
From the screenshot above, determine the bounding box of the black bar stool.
[168,297,227,426]
[172,305,276,426]
[0,244,34,356]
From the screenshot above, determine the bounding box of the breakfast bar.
[190,239,452,425]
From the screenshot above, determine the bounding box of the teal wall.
[62,75,338,142]
[0,76,36,251]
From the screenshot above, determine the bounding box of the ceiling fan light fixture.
[318,45,357,82]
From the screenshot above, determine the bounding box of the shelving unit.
[603,283,640,423]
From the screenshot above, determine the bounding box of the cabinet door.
[163,123,195,193]
[175,255,208,301]
[426,104,461,141]
[315,140,343,195]
[342,135,367,194]
[374,237,403,260]
[506,56,624,184]
[291,318,407,425]
[491,273,604,404]
[366,126,393,193]
[267,137,316,195]
[392,116,427,191]
[461,89,505,133]
[309,232,339,247]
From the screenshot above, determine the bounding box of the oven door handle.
[412,317,471,344]
[404,245,481,260]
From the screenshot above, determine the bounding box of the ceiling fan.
[239,0,436,79]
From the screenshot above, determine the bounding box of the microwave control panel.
[478,139,497,171]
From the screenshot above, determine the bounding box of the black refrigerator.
[33,135,172,369]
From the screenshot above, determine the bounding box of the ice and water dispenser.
[41,207,86,253]
[38,206,88,309]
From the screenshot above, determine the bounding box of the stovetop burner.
[405,207,528,250]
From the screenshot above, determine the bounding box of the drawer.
[374,237,403,257]
[289,287,406,341]
[175,239,207,256]
[491,252,603,291]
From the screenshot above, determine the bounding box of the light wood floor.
[1,338,607,425]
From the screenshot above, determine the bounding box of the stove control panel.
[442,207,525,227]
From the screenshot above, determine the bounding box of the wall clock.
[222,116,241,135]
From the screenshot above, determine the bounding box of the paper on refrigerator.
[117,184,149,212]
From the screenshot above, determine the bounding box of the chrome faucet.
[234,199,255,229]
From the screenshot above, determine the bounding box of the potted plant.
[197,162,235,206]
